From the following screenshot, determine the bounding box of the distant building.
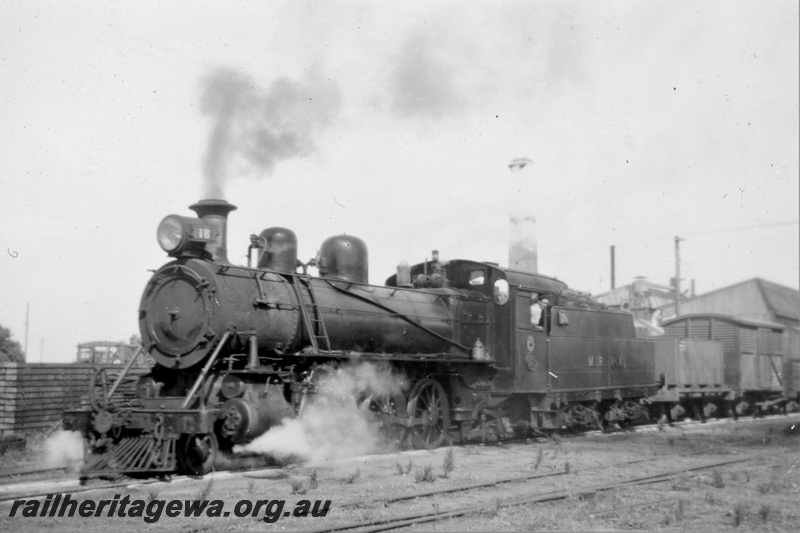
[594,277,677,337]
[76,337,151,367]
[659,278,799,328]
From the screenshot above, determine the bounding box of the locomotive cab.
[386,258,528,308]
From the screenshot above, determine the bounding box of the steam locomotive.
[64,199,660,477]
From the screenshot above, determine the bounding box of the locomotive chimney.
[190,199,237,263]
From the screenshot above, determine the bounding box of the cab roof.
[385,258,568,293]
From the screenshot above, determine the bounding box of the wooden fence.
[0,363,147,436]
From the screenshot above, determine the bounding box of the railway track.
[334,455,656,509]
[0,462,282,504]
[293,414,798,533]
[1,412,794,509]
[0,465,70,479]
[300,455,758,533]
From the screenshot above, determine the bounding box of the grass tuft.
[414,464,435,483]
[196,478,213,500]
[288,478,306,495]
[485,497,501,518]
[442,446,455,478]
[463,445,479,456]
[533,448,543,470]
[675,498,684,522]
[733,503,746,527]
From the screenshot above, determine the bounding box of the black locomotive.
[64,199,660,477]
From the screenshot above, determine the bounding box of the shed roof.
[756,278,800,321]
[662,312,786,331]
[657,278,799,322]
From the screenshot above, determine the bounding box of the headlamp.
[156,215,215,255]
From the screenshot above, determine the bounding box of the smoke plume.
[237,362,407,464]
[201,66,343,198]
[42,430,84,469]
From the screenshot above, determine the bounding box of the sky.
[1,0,798,363]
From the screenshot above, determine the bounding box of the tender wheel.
[407,378,450,450]
[177,433,218,476]
[730,401,739,420]
[360,392,408,448]
[660,404,674,426]
[568,404,602,430]
[693,401,707,423]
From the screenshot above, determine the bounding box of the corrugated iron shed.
[659,278,799,329]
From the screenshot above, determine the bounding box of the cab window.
[493,279,509,305]
[468,269,486,286]
[516,292,532,326]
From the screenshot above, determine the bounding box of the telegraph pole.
[674,236,684,316]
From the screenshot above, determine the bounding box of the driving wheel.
[407,378,450,449]
[361,392,408,448]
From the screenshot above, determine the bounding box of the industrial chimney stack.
[508,158,538,273]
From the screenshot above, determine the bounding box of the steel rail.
[585,497,680,517]
[338,455,656,509]
[0,477,162,504]
[0,466,69,479]
[0,463,281,504]
[299,455,756,533]
[336,419,790,511]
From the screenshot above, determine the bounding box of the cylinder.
[218,385,294,444]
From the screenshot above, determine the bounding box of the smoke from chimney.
[201,66,343,199]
